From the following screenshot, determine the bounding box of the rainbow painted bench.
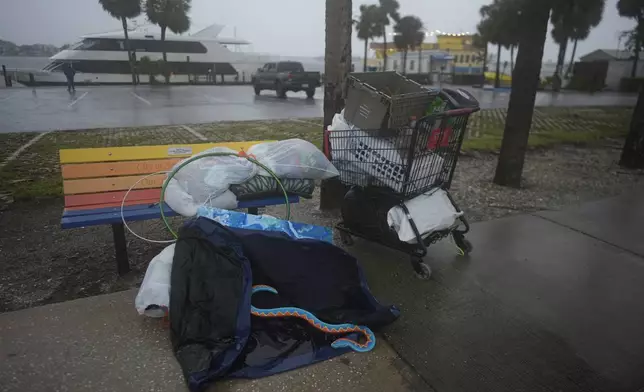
[59,141,299,275]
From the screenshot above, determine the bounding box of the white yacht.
[15,24,264,85]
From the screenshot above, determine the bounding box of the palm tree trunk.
[321,0,352,209]
[495,44,501,88]
[161,26,169,84]
[553,39,568,92]
[632,36,641,78]
[510,45,515,75]
[634,17,642,78]
[363,39,368,72]
[565,39,578,78]
[121,17,136,85]
[619,87,644,168]
[554,40,568,77]
[493,0,551,187]
[383,32,388,71]
[403,50,408,74]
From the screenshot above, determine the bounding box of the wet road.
[0,84,637,133]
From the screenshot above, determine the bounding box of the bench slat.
[62,159,181,180]
[63,174,167,195]
[65,189,162,207]
[65,199,160,211]
[59,141,267,164]
[60,195,300,229]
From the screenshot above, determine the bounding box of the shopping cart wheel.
[452,232,473,255]
[411,258,432,280]
[340,232,354,246]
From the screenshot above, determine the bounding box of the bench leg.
[247,207,259,215]
[112,223,130,275]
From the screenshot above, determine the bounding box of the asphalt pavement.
[0,84,637,134]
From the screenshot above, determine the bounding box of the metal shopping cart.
[325,103,480,279]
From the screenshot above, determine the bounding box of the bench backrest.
[60,141,266,211]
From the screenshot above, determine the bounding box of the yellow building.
[369,33,484,74]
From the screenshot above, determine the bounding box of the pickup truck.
[252,61,321,98]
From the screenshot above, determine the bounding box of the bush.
[619,77,644,93]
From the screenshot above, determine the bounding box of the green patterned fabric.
[230,176,315,200]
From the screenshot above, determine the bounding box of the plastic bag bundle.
[165,147,253,215]
[248,139,339,180]
[165,178,238,217]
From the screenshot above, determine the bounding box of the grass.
[462,106,632,151]
[0,107,632,201]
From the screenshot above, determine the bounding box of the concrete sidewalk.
[2,191,644,392]
[0,289,425,392]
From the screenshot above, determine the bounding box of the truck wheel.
[275,82,286,98]
[306,88,315,99]
[254,85,261,96]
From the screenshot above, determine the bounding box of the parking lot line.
[130,91,152,106]
[180,125,207,141]
[68,92,89,108]
[0,131,52,169]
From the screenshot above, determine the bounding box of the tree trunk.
[493,0,551,187]
[161,26,169,84]
[320,0,352,210]
[619,87,644,168]
[402,50,408,75]
[510,45,515,75]
[632,36,641,78]
[382,32,388,71]
[121,17,136,85]
[554,39,568,77]
[565,38,578,78]
[418,47,422,74]
[495,44,501,88]
[363,39,368,72]
[483,43,488,73]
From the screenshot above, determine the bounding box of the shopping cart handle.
[443,107,480,117]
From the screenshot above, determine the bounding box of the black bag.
[341,186,400,243]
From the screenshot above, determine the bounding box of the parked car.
[252,61,321,98]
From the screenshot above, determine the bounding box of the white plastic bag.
[248,139,339,180]
[170,147,257,204]
[135,244,175,317]
[165,179,238,217]
[387,189,463,243]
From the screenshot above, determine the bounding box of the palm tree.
[565,1,605,78]
[617,0,644,77]
[393,16,424,75]
[493,0,553,187]
[355,4,379,72]
[550,0,605,88]
[98,0,142,85]
[321,0,352,209]
[377,0,400,71]
[145,0,191,83]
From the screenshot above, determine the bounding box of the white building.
[579,49,644,90]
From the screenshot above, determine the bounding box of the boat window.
[62,60,236,75]
[76,38,207,53]
[43,61,64,71]
[277,62,304,72]
[133,39,207,53]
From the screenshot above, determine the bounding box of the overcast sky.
[0,0,632,62]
